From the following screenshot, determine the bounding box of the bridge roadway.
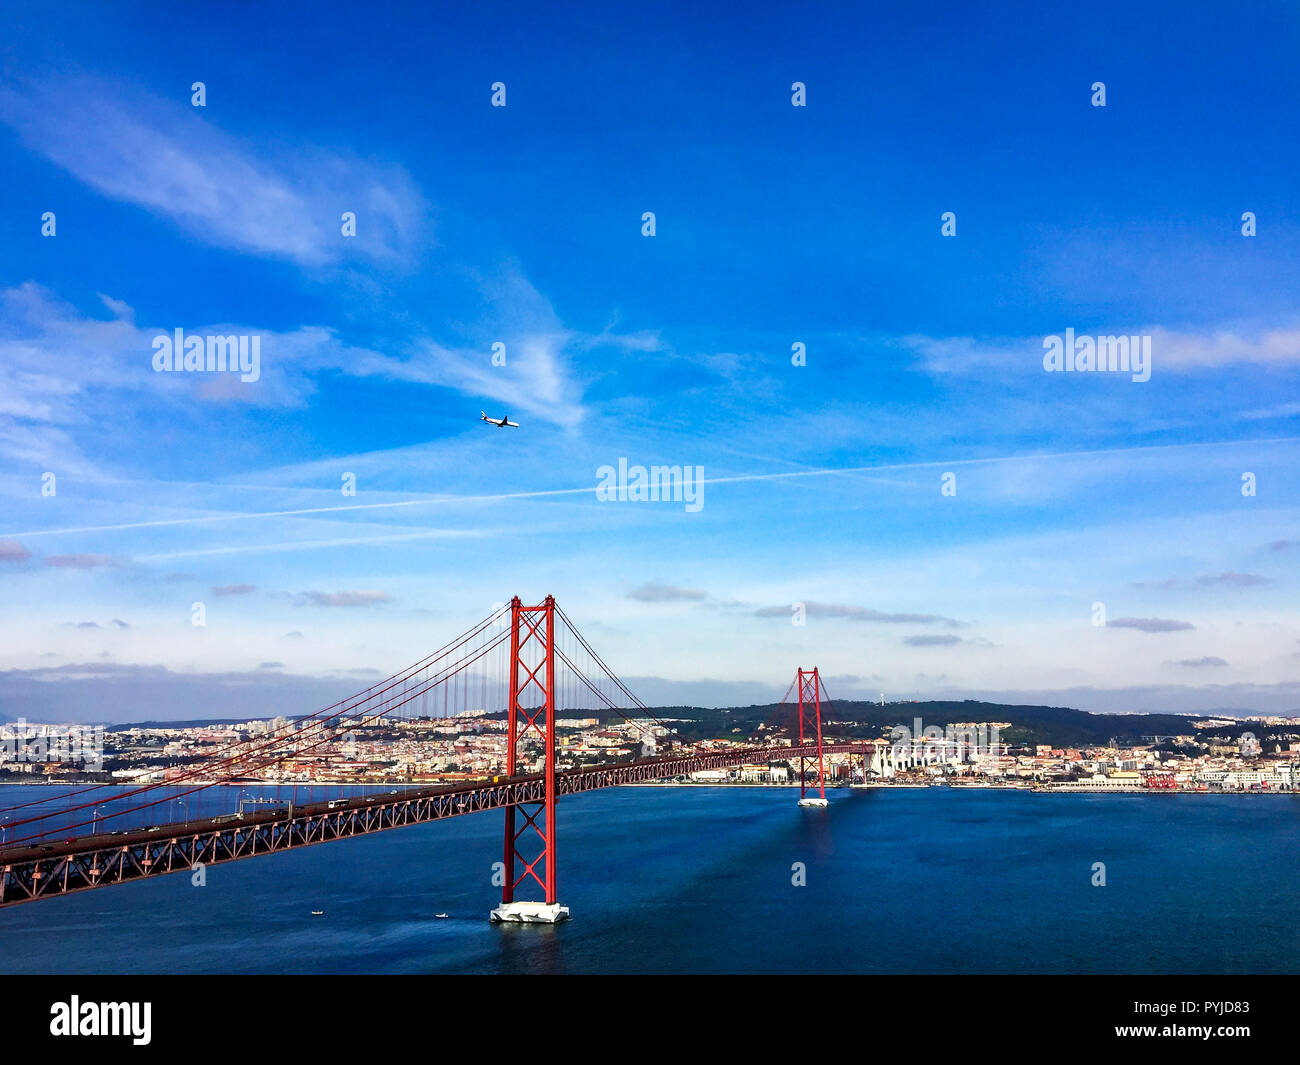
[0,742,870,908]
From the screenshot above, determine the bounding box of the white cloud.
[0,267,643,470]
[299,590,392,608]
[0,74,654,437]
[0,77,427,268]
[903,326,1300,375]
[0,283,390,470]
[1149,327,1300,370]
[352,267,656,428]
[627,582,707,602]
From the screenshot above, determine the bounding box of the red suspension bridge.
[0,597,870,920]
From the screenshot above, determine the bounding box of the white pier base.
[489,901,571,924]
[797,797,829,808]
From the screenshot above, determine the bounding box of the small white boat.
[797,797,829,808]
[435,913,449,919]
[311,910,324,916]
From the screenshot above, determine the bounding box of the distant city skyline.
[1,0,1299,722]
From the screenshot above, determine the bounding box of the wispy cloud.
[1107,616,1196,633]
[0,272,622,465]
[0,77,427,268]
[298,590,391,607]
[392,268,656,428]
[903,634,995,648]
[1194,572,1269,587]
[135,527,483,563]
[1132,572,1271,590]
[1239,401,1300,421]
[627,582,707,603]
[754,602,968,627]
[0,283,389,455]
[903,634,963,647]
[905,327,1300,375]
[6,429,1292,542]
[45,553,119,569]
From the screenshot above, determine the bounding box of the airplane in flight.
[480,410,519,428]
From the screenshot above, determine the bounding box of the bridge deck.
[0,743,869,908]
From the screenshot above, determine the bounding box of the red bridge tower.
[490,595,569,923]
[796,667,829,808]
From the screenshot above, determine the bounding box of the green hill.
[652,699,1260,748]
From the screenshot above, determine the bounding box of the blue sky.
[1,0,1298,721]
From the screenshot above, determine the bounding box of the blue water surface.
[1,784,1296,974]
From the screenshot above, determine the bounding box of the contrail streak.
[4,435,1297,541]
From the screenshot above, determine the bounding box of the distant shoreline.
[3,778,1295,796]
[607,781,1299,795]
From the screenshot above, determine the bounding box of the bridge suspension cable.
[0,598,874,914]
[0,604,512,844]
